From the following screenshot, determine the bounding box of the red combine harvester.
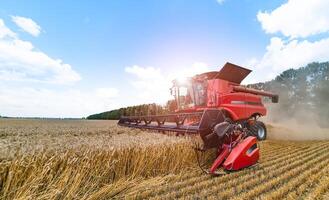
[118,62,278,175]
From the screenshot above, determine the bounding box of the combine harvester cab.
[118,62,278,174]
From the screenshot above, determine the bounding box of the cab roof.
[193,62,252,84]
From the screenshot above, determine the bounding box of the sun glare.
[177,76,188,85]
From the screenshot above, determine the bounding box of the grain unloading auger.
[118,62,279,175]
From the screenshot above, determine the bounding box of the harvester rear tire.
[249,121,267,140]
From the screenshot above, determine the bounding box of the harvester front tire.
[249,121,267,141]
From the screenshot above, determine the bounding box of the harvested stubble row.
[305,174,329,199]
[120,140,329,200]
[133,141,325,199]
[143,140,307,195]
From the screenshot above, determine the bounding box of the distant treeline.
[87,101,176,120]
[88,62,329,126]
[249,62,329,127]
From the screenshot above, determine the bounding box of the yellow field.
[1,119,329,199]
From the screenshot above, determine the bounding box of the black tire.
[249,121,267,140]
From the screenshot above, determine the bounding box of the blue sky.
[0,0,329,117]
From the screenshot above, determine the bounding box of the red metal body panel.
[175,77,268,121]
[220,93,266,120]
[209,145,230,174]
[223,136,259,171]
[188,78,267,121]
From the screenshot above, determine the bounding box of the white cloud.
[0,18,80,84]
[124,63,209,104]
[96,88,119,98]
[0,86,119,118]
[0,16,119,118]
[256,37,329,71]
[125,65,171,104]
[245,37,329,83]
[0,19,16,39]
[0,17,109,118]
[11,16,41,37]
[257,0,329,38]
[216,0,225,4]
[248,0,329,83]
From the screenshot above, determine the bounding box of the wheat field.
[1,119,329,199]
